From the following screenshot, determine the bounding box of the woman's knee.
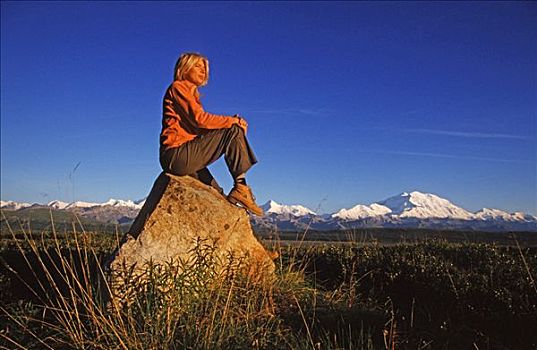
[227,124,247,143]
[229,124,244,135]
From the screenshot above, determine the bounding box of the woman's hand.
[233,114,248,135]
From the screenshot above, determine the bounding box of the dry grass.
[0,212,376,349]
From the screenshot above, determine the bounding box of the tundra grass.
[1,217,536,349]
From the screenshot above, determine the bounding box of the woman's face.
[184,59,207,86]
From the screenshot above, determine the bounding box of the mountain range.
[2,191,536,232]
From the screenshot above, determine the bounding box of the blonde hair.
[174,52,209,86]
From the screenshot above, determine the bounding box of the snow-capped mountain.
[1,198,147,225]
[510,212,537,222]
[473,208,537,222]
[474,208,514,221]
[0,200,33,210]
[47,200,70,210]
[261,200,316,217]
[377,191,474,219]
[252,200,320,231]
[2,192,536,232]
[332,203,392,220]
[15,198,148,210]
[253,192,536,232]
[65,201,102,209]
[101,199,145,210]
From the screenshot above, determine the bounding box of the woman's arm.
[172,81,237,130]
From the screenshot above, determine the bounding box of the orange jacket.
[160,80,235,151]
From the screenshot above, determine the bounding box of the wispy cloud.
[398,127,532,140]
[367,149,535,164]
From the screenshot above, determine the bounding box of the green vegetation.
[260,228,537,247]
[1,208,130,234]
[1,220,536,349]
[291,242,537,349]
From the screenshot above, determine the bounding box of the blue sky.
[1,1,536,215]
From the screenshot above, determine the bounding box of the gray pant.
[160,125,258,191]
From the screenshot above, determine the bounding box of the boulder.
[107,173,275,299]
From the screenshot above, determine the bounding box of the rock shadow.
[129,172,170,239]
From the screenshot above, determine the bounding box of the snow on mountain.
[3,191,536,232]
[474,208,537,222]
[332,203,392,220]
[0,200,33,210]
[65,201,101,209]
[261,200,316,217]
[3,198,147,211]
[47,200,70,210]
[474,208,511,220]
[102,198,144,209]
[378,191,475,220]
[511,212,537,222]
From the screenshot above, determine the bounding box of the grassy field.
[258,228,537,247]
[1,220,536,349]
[0,208,131,234]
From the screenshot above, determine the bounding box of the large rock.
[107,173,275,298]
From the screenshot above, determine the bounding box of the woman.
[159,52,263,216]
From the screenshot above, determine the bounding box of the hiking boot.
[227,183,264,216]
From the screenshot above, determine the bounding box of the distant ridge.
[2,191,536,232]
[251,191,537,232]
